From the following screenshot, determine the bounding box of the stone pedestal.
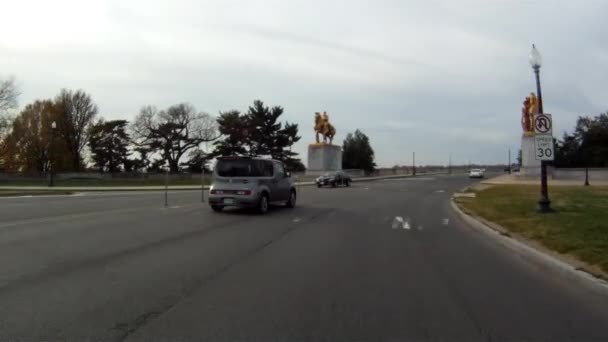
[306,144,342,175]
[520,134,541,177]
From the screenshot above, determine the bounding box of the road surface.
[1,175,607,341]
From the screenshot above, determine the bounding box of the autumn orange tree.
[3,100,54,172]
[0,100,70,172]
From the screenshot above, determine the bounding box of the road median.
[0,172,448,192]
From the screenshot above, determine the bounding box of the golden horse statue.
[521,92,538,135]
[314,111,336,144]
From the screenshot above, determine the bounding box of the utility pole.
[448,153,452,175]
[201,165,205,202]
[164,167,169,207]
[412,152,416,176]
[508,149,511,174]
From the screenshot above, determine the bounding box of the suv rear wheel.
[258,193,269,214]
[286,190,296,208]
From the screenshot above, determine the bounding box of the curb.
[450,198,608,294]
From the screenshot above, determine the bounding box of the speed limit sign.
[534,134,554,161]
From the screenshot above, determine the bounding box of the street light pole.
[49,121,56,187]
[530,44,552,213]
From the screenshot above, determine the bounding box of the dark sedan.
[315,171,351,188]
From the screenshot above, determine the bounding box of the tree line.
[0,78,306,174]
[1,76,378,175]
[554,112,608,168]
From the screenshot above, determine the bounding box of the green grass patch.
[458,185,608,273]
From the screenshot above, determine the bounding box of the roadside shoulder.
[451,196,608,295]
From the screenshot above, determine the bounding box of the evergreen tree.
[212,110,248,157]
[88,120,130,172]
[342,129,376,174]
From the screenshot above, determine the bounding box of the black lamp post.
[49,121,56,187]
[529,44,552,212]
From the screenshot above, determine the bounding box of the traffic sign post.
[533,113,554,212]
[533,113,554,161]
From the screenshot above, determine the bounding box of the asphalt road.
[1,175,608,341]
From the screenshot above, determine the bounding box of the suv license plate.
[223,198,235,205]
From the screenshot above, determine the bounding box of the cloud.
[1,0,607,167]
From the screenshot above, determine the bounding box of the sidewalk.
[481,173,608,186]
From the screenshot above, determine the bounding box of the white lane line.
[435,190,445,193]
[292,217,301,223]
[403,221,411,230]
[417,225,423,231]
[381,177,434,181]
[442,218,449,225]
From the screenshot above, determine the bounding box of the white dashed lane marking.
[392,216,404,229]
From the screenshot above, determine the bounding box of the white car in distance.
[469,169,484,179]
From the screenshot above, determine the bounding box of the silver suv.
[208,157,296,214]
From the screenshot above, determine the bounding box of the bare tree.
[132,103,218,172]
[54,89,98,171]
[0,76,19,114]
[0,76,20,140]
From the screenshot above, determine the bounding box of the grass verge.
[0,190,74,197]
[0,178,212,187]
[456,185,608,274]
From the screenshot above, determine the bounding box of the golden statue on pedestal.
[314,111,336,145]
[521,92,538,136]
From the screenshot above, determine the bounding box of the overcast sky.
[2,0,607,167]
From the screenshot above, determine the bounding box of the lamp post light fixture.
[49,121,57,187]
[529,44,552,213]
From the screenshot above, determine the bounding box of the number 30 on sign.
[534,134,554,161]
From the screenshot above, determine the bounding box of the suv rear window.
[216,159,273,177]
